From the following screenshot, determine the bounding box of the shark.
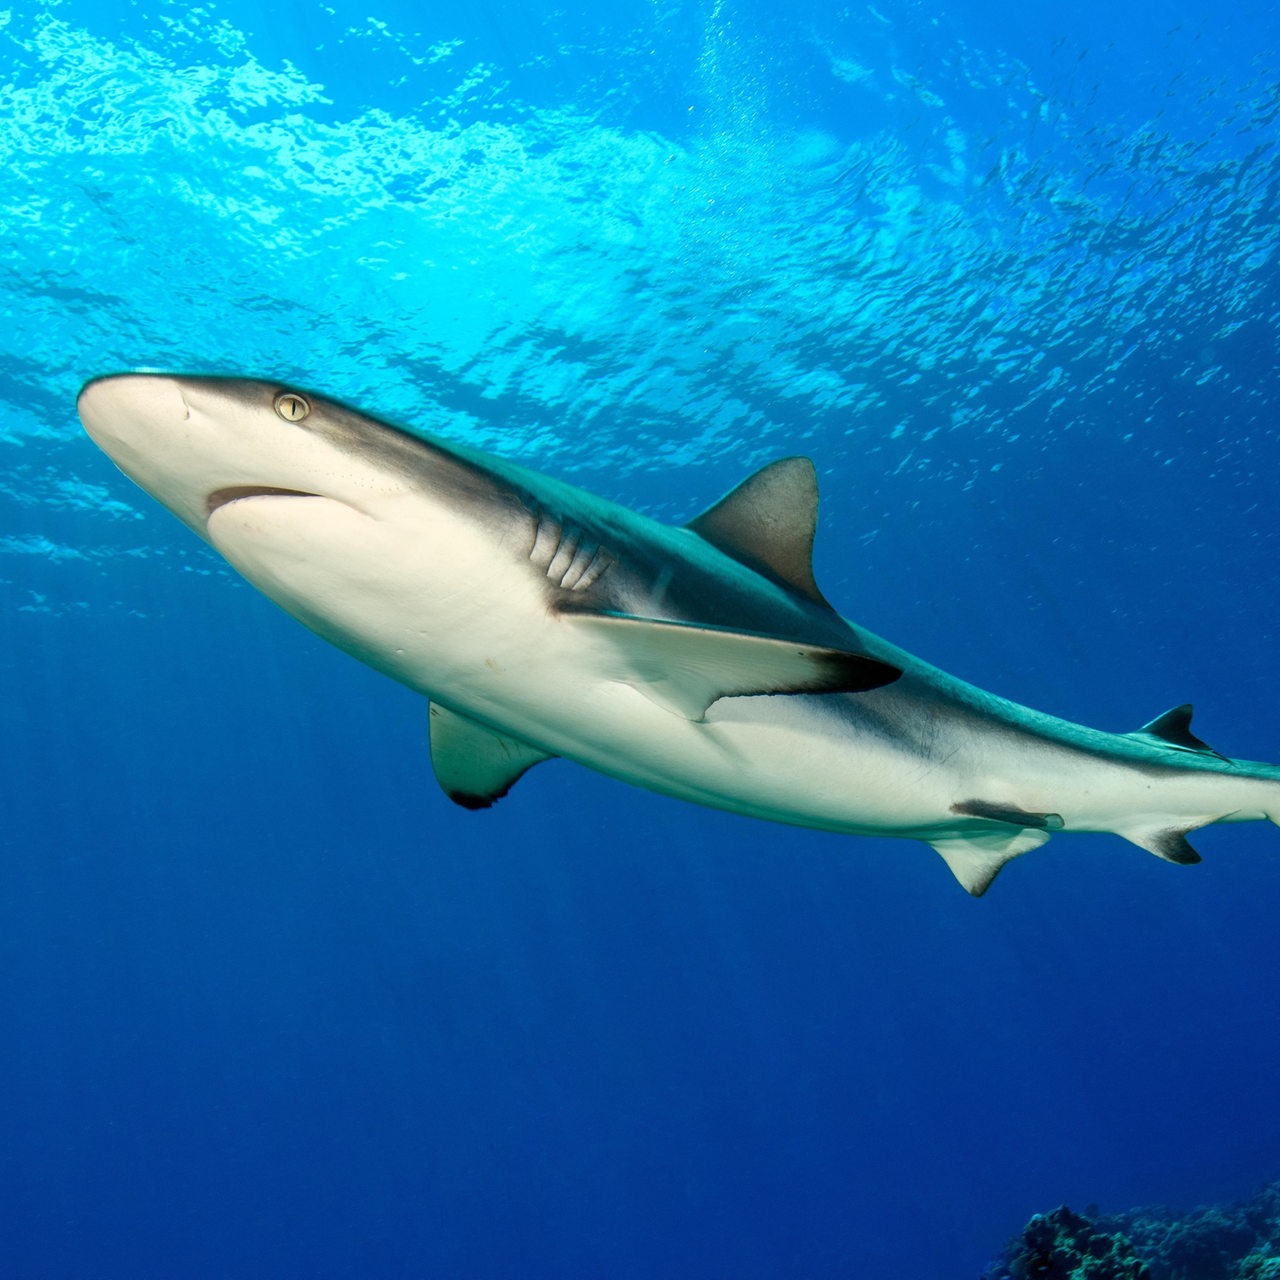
[77,373,1280,895]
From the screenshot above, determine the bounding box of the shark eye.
[274,390,311,422]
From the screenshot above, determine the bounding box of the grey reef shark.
[78,374,1280,895]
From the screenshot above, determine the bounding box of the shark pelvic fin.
[927,827,1052,896]
[558,610,901,721]
[428,703,555,809]
[1131,703,1231,762]
[686,457,831,607]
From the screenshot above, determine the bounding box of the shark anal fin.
[1132,703,1231,762]
[428,703,554,809]
[686,457,832,607]
[928,828,1052,896]
[559,608,901,721]
[952,799,1065,831]
[1120,825,1204,865]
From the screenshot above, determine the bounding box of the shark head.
[77,373,454,537]
[77,373,536,680]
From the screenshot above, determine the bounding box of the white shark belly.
[201,500,922,829]
[424,644,962,838]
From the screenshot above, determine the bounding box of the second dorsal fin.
[1132,704,1231,762]
[686,457,831,608]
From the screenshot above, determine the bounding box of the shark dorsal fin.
[687,457,831,608]
[1133,704,1230,761]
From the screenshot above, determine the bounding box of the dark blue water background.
[1,0,1278,1274]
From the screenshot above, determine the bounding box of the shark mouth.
[206,486,320,516]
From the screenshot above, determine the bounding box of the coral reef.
[983,1205,1149,1279]
[985,1183,1280,1280]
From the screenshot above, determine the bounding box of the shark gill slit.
[529,509,612,592]
[574,547,613,591]
[528,510,561,569]
[547,526,581,583]
[561,540,599,590]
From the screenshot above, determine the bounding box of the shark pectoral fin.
[428,703,555,810]
[927,828,1052,896]
[559,610,901,721]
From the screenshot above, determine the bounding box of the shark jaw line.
[206,486,322,517]
[203,488,386,547]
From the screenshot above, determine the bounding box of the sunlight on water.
[1,2,1275,508]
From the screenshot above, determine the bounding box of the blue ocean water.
[2,0,1279,1274]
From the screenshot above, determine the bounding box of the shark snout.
[78,372,399,541]
[78,373,241,537]
[77,373,193,461]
